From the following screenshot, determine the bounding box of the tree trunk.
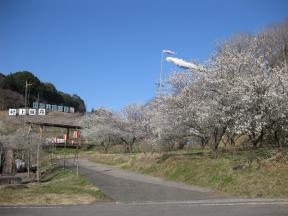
[212,127,226,151]
[2,149,15,175]
[121,138,134,153]
[274,130,283,149]
[129,137,136,153]
[251,129,265,149]
[178,141,186,150]
[100,141,109,153]
[200,137,208,149]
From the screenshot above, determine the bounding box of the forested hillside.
[0,71,86,112]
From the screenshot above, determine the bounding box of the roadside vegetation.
[0,168,107,205]
[85,148,288,198]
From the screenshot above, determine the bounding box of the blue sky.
[0,0,287,111]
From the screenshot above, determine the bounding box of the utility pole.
[24,81,28,110]
[158,50,176,96]
[158,51,164,96]
[24,81,33,178]
[157,50,176,141]
[24,81,32,111]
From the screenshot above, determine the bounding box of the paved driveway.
[71,158,220,202]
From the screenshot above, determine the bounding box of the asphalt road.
[1,158,288,216]
[71,158,220,202]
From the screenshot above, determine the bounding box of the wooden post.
[77,130,80,176]
[26,124,32,179]
[63,138,66,170]
[75,144,79,177]
[37,125,43,182]
[27,153,30,178]
[63,128,69,170]
[73,130,80,176]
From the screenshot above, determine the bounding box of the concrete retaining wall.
[0,176,22,185]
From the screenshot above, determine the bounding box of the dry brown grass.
[0,169,107,205]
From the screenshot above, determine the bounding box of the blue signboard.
[58,105,63,112]
[46,104,52,111]
[33,102,39,109]
[64,106,69,113]
[52,105,58,111]
[39,103,46,109]
[32,102,75,113]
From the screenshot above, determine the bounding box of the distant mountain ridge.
[0,71,86,112]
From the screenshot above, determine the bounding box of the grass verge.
[84,149,288,198]
[0,168,108,205]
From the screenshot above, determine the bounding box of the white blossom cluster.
[82,20,288,151]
